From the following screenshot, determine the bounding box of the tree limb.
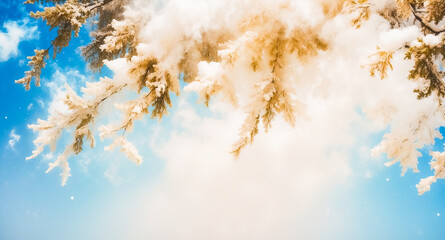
[410,4,445,35]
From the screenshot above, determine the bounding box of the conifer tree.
[17,0,445,194]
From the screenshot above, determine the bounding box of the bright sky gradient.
[1,1,445,240]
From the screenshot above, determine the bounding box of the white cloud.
[44,66,89,115]
[0,19,38,62]
[78,157,92,173]
[365,171,373,179]
[104,162,123,185]
[130,97,355,239]
[43,153,54,160]
[81,1,445,238]
[8,129,21,150]
[21,0,445,237]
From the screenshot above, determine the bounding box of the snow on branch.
[15,0,445,194]
[28,77,127,185]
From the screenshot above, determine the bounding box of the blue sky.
[1,1,445,240]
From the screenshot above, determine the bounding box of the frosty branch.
[17,0,445,194]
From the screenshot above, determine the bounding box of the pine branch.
[410,4,445,35]
[86,0,115,12]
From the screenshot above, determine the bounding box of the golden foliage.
[425,0,445,24]
[128,57,176,120]
[179,34,224,83]
[15,49,48,90]
[31,0,90,57]
[288,28,328,61]
[18,0,122,88]
[348,0,371,28]
[232,112,260,157]
[322,0,347,19]
[368,48,394,80]
[230,17,325,155]
[395,0,415,19]
[406,39,445,99]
